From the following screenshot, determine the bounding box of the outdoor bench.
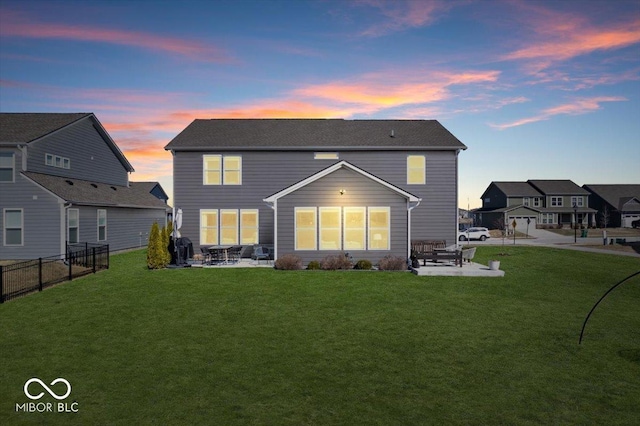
[411,240,463,267]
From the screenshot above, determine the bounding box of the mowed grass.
[1,247,638,425]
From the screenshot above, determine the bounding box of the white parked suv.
[458,227,491,241]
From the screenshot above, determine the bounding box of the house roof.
[134,181,170,201]
[263,161,421,204]
[583,184,640,211]
[0,112,134,172]
[165,119,467,151]
[528,180,588,195]
[489,182,544,197]
[23,172,168,209]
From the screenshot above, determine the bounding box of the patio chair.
[229,246,243,263]
[461,247,476,263]
[199,247,211,265]
[251,245,271,264]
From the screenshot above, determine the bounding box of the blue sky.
[1,0,639,208]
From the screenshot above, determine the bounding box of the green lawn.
[1,247,639,425]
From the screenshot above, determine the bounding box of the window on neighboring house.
[343,207,366,250]
[97,209,107,241]
[240,210,259,245]
[368,207,390,250]
[314,152,339,160]
[223,156,242,185]
[551,197,563,207]
[46,153,71,169]
[571,196,584,207]
[523,197,530,206]
[220,210,239,244]
[0,152,15,182]
[295,207,317,250]
[540,213,555,224]
[407,155,425,185]
[319,207,341,250]
[200,210,219,245]
[533,198,541,207]
[3,209,23,245]
[68,209,79,244]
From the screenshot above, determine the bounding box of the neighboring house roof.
[528,179,588,195]
[583,184,640,211]
[23,172,168,209]
[0,112,134,172]
[263,161,421,204]
[165,119,467,151]
[134,181,170,201]
[484,181,544,198]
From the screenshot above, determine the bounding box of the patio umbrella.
[172,208,183,264]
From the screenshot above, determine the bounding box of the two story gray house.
[0,113,169,259]
[165,119,467,265]
[583,184,640,228]
[475,180,597,230]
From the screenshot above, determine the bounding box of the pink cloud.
[0,9,232,62]
[356,0,454,37]
[489,96,626,130]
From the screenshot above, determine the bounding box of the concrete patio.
[411,261,505,277]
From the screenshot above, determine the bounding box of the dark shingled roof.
[528,180,589,195]
[491,182,544,197]
[23,172,168,209]
[0,113,91,143]
[583,184,640,210]
[165,119,467,151]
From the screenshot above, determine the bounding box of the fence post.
[85,242,89,267]
[68,250,73,281]
[106,245,110,269]
[39,258,43,292]
[0,265,4,303]
[92,248,96,273]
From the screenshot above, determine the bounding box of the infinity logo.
[24,378,72,400]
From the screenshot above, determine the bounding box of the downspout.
[455,149,460,245]
[62,202,72,257]
[263,199,277,260]
[407,199,421,259]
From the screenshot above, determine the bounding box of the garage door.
[509,216,537,232]
[622,215,640,228]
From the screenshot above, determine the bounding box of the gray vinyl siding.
[0,174,63,259]
[26,117,129,186]
[276,167,408,265]
[75,206,166,252]
[174,149,458,251]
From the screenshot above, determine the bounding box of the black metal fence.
[0,243,109,303]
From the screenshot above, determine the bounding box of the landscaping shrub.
[274,254,303,270]
[377,255,408,271]
[307,260,321,270]
[320,253,353,270]
[354,259,373,270]
[146,222,168,269]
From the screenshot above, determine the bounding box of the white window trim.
[223,156,242,185]
[203,155,222,185]
[551,196,563,207]
[97,209,107,242]
[3,208,24,246]
[46,153,71,170]
[0,151,15,183]
[533,198,541,207]
[68,208,79,244]
[220,209,239,245]
[200,209,219,245]
[343,207,366,251]
[571,196,584,207]
[295,207,317,251]
[406,155,426,185]
[523,197,530,206]
[240,209,259,245]
[319,207,342,250]
[368,207,390,250]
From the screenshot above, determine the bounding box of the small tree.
[599,206,610,229]
[147,222,167,269]
[160,224,171,267]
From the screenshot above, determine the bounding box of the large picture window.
[200,210,219,245]
[68,209,79,244]
[368,207,390,250]
[295,208,317,250]
[319,207,341,250]
[97,209,107,241]
[343,207,365,250]
[0,152,14,182]
[407,155,425,185]
[3,209,23,246]
[220,210,239,244]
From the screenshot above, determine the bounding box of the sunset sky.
[1,0,639,208]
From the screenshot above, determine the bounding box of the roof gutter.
[165,145,468,152]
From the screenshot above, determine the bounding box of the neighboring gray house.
[475,180,597,231]
[165,119,467,265]
[0,113,169,259]
[583,184,640,228]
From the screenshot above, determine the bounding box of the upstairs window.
[203,155,242,185]
[523,197,530,207]
[551,196,563,207]
[0,152,14,182]
[46,153,70,169]
[407,155,425,184]
[533,198,541,207]
[571,196,584,207]
[3,209,23,245]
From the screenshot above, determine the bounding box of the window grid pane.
[368,207,390,250]
[407,155,425,184]
[344,207,366,250]
[220,210,238,244]
[203,156,222,185]
[319,207,341,250]
[200,210,218,245]
[240,210,259,245]
[295,208,316,250]
[223,156,242,185]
